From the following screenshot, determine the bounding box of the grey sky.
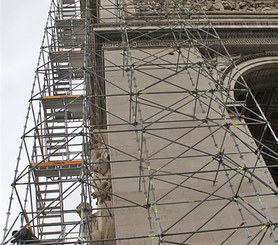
[0,0,50,235]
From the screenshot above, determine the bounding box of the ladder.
[36,175,65,240]
[61,0,77,19]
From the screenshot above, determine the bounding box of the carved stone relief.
[132,0,278,13]
[90,129,115,244]
[90,130,112,205]
[75,130,115,244]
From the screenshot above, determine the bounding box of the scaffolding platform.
[42,95,83,119]
[50,50,85,80]
[52,66,84,80]
[50,50,84,66]
[34,160,82,177]
[56,19,85,48]
[62,0,75,4]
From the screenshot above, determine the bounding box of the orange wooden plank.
[43,95,81,100]
[50,50,84,54]
[35,160,82,167]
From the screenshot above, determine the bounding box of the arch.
[222,53,278,97]
[223,53,278,185]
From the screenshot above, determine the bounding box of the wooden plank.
[35,160,82,167]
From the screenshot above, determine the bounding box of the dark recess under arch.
[235,64,278,186]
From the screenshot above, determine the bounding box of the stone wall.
[103,46,278,244]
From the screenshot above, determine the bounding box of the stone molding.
[221,52,278,82]
[103,37,278,50]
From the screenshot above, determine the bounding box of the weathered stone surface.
[104,46,278,244]
[132,0,278,12]
[90,129,116,243]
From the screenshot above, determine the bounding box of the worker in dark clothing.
[11,227,38,244]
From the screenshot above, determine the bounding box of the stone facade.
[89,1,278,244]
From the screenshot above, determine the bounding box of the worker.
[11,227,38,244]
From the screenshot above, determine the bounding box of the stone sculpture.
[90,130,112,204]
[89,129,115,244]
[132,0,278,13]
[92,173,112,204]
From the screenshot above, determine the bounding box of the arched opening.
[232,58,278,186]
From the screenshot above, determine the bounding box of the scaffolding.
[2,0,278,244]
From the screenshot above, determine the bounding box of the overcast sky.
[0,0,50,235]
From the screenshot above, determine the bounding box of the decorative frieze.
[132,0,278,13]
[103,36,278,50]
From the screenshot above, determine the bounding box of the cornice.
[93,17,278,31]
[100,29,278,52]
